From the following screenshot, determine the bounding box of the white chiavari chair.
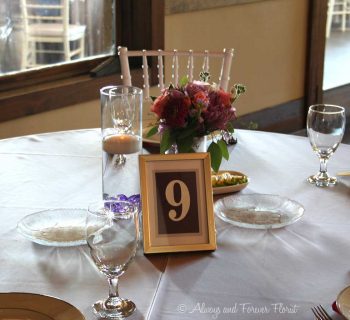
[117,47,234,101]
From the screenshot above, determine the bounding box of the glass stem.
[108,277,119,298]
[319,157,328,174]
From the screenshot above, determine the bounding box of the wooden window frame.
[0,0,164,123]
[304,0,327,113]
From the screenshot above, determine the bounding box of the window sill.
[165,0,267,15]
[0,68,144,123]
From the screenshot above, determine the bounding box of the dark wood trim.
[165,0,265,15]
[150,0,165,85]
[235,99,305,133]
[304,0,327,113]
[0,69,144,123]
[118,0,163,50]
[232,83,350,134]
[324,83,350,112]
[117,0,164,85]
[0,56,111,93]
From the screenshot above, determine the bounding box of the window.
[0,0,114,74]
[0,0,164,123]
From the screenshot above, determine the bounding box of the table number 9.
[139,153,217,254]
[165,179,190,222]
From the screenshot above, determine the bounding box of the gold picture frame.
[139,153,216,254]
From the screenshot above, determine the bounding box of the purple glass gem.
[105,194,141,213]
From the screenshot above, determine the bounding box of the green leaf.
[199,70,211,82]
[150,96,157,102]
[226,122,235,133]
[146,125,158,138]
[217,139,229,160]
[177,135,195,153]
[179,75,189,87]
[207,141,222,173]
[160,129,173,154]
[177,127,196,139]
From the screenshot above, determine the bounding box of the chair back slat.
[187,50,194,82]
[142,50,150,99]
[119,46,132,86]
[220,48,234,91]
[172,49,179,85]
[202,50,209,73]
[157,50,164,91]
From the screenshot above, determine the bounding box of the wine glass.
[307,104,346,187]
[86,200,139,319]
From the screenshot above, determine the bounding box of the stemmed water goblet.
[86,200,140,319]
[307,104,346,187]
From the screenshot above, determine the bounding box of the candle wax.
[103,134,142,154]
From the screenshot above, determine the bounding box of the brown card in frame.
[139,153,216,254]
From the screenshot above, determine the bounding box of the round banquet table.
[0,128,349,320]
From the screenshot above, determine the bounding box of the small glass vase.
[165,136,207,154]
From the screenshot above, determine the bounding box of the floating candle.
[103,134,142,154]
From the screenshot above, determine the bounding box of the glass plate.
[214,194,304,229]
[0,292,85,320]
[337,286,350,319]
[17,208,87,246]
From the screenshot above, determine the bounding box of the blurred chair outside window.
[20,0,86,68]
[326,0,350,37]
[0,16,12,73]
[0,0,114,74]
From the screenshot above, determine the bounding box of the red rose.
[193,91,209,109]
[162,90,191,128]
[209,89,232,107]
[150,91,169,118]
[216,89,232,106]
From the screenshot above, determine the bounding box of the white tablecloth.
[0,129,349,319]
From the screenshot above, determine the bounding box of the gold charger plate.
[0,293,85,320]
[336,286,350,319]
[212,170,249,195]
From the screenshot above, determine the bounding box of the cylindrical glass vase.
[100,86,143,199]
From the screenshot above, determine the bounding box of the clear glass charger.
[17,208,87,246]
[214,194,305,229]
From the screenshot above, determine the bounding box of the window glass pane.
[0,0,114,75]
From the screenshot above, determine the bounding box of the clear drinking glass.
[100,86,143,199]
[86,200,139,319]
[307,104,346,187]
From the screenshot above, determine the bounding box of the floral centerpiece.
[147,73,246,172]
